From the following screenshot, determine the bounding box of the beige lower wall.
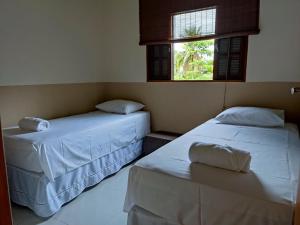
[225,83,300,124]
[0,83,104,127]
[103,82,226,133]
[103,82,300,133]
[1,82,299,133]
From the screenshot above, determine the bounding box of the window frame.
[147,36,248,82]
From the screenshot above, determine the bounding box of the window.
[147,8,248,82]
[173,40,215,81]
[147,37,247,81]
[140,0,259,81]
[173,8,216,40]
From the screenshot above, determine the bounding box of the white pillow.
[215,107,285,128]
[95,100,145,114]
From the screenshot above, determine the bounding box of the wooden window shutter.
[147,44,171,81]
[213,36,248,81]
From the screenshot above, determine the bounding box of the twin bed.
[3,110,150,217]
[3,103,300,225]
[124,116,300,225]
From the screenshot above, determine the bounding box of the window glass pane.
[174,39,214,80]
[173,8,216,39]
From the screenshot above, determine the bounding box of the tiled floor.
[12,166,130,225]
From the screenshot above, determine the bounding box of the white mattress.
[124,119,300,225]
[4,111,150,181]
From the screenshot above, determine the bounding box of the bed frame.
[1,117,299,224]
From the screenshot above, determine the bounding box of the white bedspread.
[124,119,300,225]
[4,111,150,181]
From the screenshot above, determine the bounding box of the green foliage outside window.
[174,27,215,80]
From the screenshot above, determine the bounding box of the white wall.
[0,0,105,86]
[1,0,299,85]
[101,0,146,82]
[247,0,300,82]
[102,0,300,82]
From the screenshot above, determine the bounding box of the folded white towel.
[189,142,251,173]
[18,117,50,132]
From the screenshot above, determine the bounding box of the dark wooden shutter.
[213,36,248,81]
[147,44,171,81]
[139,0,260,45]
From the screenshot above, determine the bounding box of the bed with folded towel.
[124,107,300,225]
[189,142,252,173]
[3,101,150,217]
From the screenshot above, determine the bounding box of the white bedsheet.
[4,111,150,181]
[124,119,300,225]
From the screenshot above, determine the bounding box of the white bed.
[124,119,300,225]
[3,111,150,217]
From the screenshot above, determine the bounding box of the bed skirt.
[128,206,179,225]
[8,140,143,217]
